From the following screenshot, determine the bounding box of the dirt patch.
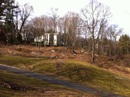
[0,45,90,61]
[0,80,43,92]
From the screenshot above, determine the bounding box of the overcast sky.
[16,0,130,35]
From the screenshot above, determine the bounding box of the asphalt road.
[0,64,124,97]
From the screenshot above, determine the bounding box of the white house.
[34,33,57,46]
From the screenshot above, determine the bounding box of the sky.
[15,0,130,35]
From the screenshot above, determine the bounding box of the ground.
[0,44,130,77]
[0,44,130,97]
[0,45,97,97]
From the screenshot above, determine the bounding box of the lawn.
[32,59,130,97]
[0,70,94,97]
[0,55,130,96]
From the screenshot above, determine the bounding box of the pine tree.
[0,0,6,20]
[119,34,130,54]
[1,0,19,44]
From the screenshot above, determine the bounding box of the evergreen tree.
[0,0,19,44]
[0,0,5,19]
[119,34,130,54]
[4,0,18,31]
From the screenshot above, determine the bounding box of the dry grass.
[1,45,130,96]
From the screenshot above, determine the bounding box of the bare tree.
[40,15,51,32]
[81,0,111,62]
[62,12,81,52]
[98,26,109,55]
[19,3,33,33]
[107,24,123,55]
[25,16,45,50]
[108,25,122,43]
[57,17,64,46]
[62,14,69,46]
[81,19,91,51]
[22,21,33,43]
[23,15,52,44]
[49,8,59,32]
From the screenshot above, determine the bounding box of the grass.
[30,59,130,97]
[1,55,130,96]
[33,60,130,96]
[0,55,45,69]
[0,70,93,97]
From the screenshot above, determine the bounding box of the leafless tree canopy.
[81,0,112,62]
[1,0,128,60]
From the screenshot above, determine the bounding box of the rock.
[81,49,85,53]
[8,50,12,54]
[51,49,55,53]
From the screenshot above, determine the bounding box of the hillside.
[0,70,94,97]
[0,45,130,97]
[1,45,130,76]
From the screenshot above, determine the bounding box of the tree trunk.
[91,33,95,62]
[91,42,95,62]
